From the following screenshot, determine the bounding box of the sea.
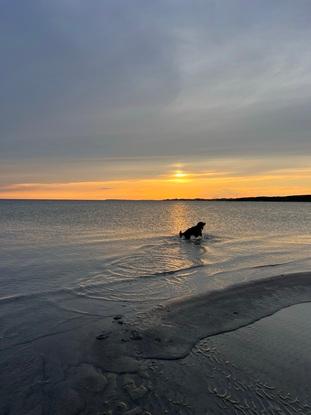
[1,199,311,413]
[1,199,311,302]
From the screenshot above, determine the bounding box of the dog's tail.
[179,231,183,238]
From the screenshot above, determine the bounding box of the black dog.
[179,222,206,240]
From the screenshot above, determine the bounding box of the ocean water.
[1,199,311,342]
[1,199,311,414]
[1,199,311,303]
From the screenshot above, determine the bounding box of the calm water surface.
[1,200,311,304]
[1,199,311,346]
[1,200,311,413]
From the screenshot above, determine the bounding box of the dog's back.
[179,221,205,240]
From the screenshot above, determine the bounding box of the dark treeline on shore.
[164,195,311,202]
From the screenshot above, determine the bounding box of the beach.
[3,0,311,412]
[1,200,311,414]
[2,271,311,415]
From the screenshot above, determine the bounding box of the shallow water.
[1,199,311,348]
[1,200,311,414]
[0,200,310,305]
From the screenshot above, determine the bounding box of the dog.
[179,221,206,240]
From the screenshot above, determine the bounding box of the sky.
[1,0,311,199]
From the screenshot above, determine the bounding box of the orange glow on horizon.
[1,166,311,200]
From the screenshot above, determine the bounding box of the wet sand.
[2,272,311,414]
[89,272,311,414]
[141,302,311,414]
[94,272,311,368]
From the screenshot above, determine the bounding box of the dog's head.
[197,221,206,229]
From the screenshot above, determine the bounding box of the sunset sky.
[1,0,311,200]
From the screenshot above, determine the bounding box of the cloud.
[0,182,109,194]
[1,0,311,197]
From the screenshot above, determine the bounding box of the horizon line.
[0,194,310,202]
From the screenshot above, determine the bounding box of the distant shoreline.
[0,194,310,202]
[164,195,311,202]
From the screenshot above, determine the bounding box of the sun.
[170,170,190,183]
[174,171,187,178]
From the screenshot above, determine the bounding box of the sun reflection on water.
[167,201,193,234]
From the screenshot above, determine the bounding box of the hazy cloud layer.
[1,0,311,187]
